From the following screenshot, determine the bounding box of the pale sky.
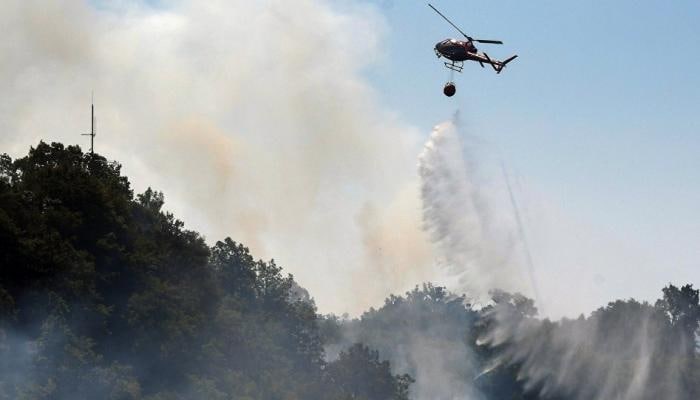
[366,0,700,316]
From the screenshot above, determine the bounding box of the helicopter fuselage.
[428,3,518,96]
[435,38,479,61]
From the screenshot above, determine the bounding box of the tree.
[656,284,700,355]
[327,343,413,400]
[210,238,257,302]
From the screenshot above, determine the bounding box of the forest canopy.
[0,142,698,399]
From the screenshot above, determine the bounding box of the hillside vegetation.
[1,142,698,399]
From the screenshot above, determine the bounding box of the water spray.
[501,161,542,311]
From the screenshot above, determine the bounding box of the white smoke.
[325,285,487,400]
[0,0,434,315]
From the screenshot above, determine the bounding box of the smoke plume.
[0,0,433,315]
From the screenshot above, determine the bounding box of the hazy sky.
[2,0,698,318]
[367,0,700,316]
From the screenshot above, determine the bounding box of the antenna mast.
[82,93,96,155]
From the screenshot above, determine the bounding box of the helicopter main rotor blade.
[428,3,470,40]
[428,4,504,45]
[473,39,503,44]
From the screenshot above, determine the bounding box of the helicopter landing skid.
[444,61,464,73]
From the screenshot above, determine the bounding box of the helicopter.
[429,3,517,96]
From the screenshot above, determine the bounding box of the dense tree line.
[1,142,698,399]
[0,142,410,400]
[322,284,700,399]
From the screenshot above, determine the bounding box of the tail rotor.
[498,55,518,74]
[483,53,518,74]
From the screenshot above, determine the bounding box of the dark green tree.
[327,343,413,400]
[656,284,700,354]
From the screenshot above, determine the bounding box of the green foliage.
[328,283,700,400]
[0,142,409,400]
[327,343,413,400]
[323,284,483,399]
[3,141,698,399]
[657,284,700,353]
[18,315,141,400]
[475,287,700,400]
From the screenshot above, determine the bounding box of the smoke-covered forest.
[1,142,699,399]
